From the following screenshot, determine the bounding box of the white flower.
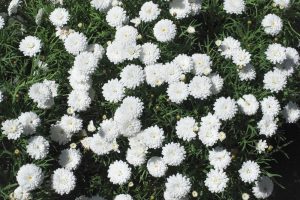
[219,36,241,59]
[64,32,88,55]
[102,78,125,103]
[239,160,261,183]
[91,0,112,11]
[187,26,195,34]
[147,156,168,177]
[17,111,40,135]
[67,90,91,112]
[173,54,193,73]
[13,186,32,200]
[209,73,224,94]
[208,147,231,170]
[108,160,131,185]
[223,0,245,14]
[242,193,250,200]
[260,96,281,118]
[19,36,42,57]
[145,63,165,87]
[163,62,182,84]
[0,16,5,29]
[175,116,197,141]
[252,176,274,199]
[167,82,189,104]
[192,53,212,75]
[116,118,142,137]
[8,0,21,16]
[200,113,221,130]
[115,25,138,44]
[237,94,259,115]
[153,19,177,42]
[89,134,115,155]
[87,43,105,60]
[17,164,44,191]
[162,142,186,166]
[52,168,76,195]
[198,127,219,147]
[139,1,161,22]
[98,118,120,142]
[126,145,147,166]
[169,0,192,19]
[106,6,128,28]
[238,63,256,81]
[120,64,145,89]
[50,124,71,145]
[141,125,165,149]
[190,0,202,15]
[213,97,238,120]
[49,8,69,27]
[59,115,83,134]
[262,14,283,36]
[188,76,212,99]
[263,69,287,93]
[205,169,229,193]
[232,49,251,67]
[114,194,133,200]
[1,119,23,140]
[257,116,278,137]
[139,42,160,65]
[130,17,141,27]
[273,0,290,9]
[282,101,300,123]
[115,96,144,119]
[73,51,99,75]
[256,140,268,154]
[26,136,49,160]
[58,148,82,170]
[165,173,191,199]
[265,43,286,64]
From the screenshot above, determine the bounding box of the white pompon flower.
[102,78,125,103]
[232,49,251,67]
[219,36,241,59]
[59,115,83,134]
[50,124,72,145]
[209,73,224,94]
[273,0,290,9]
[208,147,231,170]
[106,6,128,28]
[260,96,281,118]
[64,32,88,55]
[49,8,69,27]
[169,0,192,19]
[173,54,194,73]
[175,116,197,141]
[89,134,115,155]
[192,53,212,75]
[108,160,131,185]
[237,94,259,116]
[262,14,283,36]
[263,69,287,93]
[204,169,229,193]
[162,142,186,166]
[13,186,32,200]
[18,111,41,135]
[1,119,23,140]
[239,160,261,183]
[256,139,268,154]
[252,176,274,199]
[153,19,177,42]
[139,42,160,65]
[139,1,161,22]
[188,75,212,99]
[238,63,256,81]
[126,145,147,166]
[141,125,165,149]
[198,126,219,147]
[17,164,44,191]
[58,148,82,170]
[120,64,145,89]
[91,0,112,11]
[165,173,191,199]
[0,16,5,29]
[213,97,238,120]
[26,136,50,160]
[145,63,165,87]
[98,118,120,142]
[19,36,42,57]
[115,194,133,200]
[223,0,245,14]
[167,81,189,104]
[257,116,278,137]
[282,101,300,123]
[147,156,168,177]
[67,90,92,112]
[52,168,76,195]
[265,43,286,64]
